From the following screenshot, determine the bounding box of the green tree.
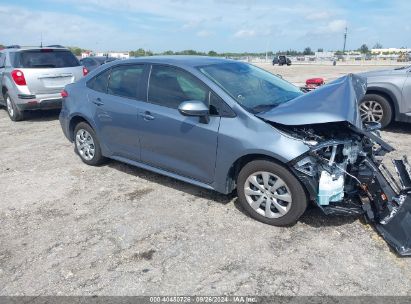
[303,47,313,55]
[373,42,383,49]
[358,43,370,54]
[130,48,146,57]
[208,50,218,57]
[162,50,174,55]
[68,47,83,56]
[359,44,369,54]
[317,48,324,52]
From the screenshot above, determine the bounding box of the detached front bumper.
[360,156,411,256]
[375,196,411,255]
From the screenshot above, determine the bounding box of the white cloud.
[305,11,332,20]
[312,19,347,35]
[0,5,137,50]
[1,0,409,52]
[196,30,213,37]
[326,19,347,32]
[233,29,256,38]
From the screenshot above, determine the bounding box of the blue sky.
[0,0,409,52]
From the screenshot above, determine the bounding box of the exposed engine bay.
[274,121,411,256]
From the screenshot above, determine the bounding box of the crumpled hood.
[257,74,367,130]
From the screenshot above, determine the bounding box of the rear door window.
[107,65,144,99]
[13,50,80,68]
[87,69,111,93]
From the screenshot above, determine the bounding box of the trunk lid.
[256,73,367,130]
[21,66,83,94]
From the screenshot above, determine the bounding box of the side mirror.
[178,100,209,123]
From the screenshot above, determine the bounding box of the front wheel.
[360,94,392,128]
[74,122,105,166]
[237,160,308,226]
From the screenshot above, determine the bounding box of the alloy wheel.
[360,100,384,123]
[244,171,292,218]
[75,129,96,161]
[6,96,14,117]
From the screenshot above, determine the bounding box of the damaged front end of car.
[287,122,411,256]
[258,74,411,256]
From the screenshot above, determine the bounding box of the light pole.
[343,27,348,54]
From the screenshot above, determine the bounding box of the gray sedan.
[59,56,411,255]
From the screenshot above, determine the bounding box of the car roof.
[1,47,70,53]
[116,55,237,68]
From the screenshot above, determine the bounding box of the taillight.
[61,89,68,98]
[83,67,88,76]
[11,70,26,86]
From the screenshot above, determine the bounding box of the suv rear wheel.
[74,122,105,166]
[5,93,24,121]
[237,160,308,226]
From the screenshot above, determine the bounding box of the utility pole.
[343,27,347,54]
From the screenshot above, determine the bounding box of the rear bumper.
[397,112,411,124]
[14,93,62,111]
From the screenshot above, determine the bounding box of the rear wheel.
[237,160,308,226]
[5,93,24,121]
[74,122,105,166]
[360,94,392,128]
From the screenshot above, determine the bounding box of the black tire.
[4,93,24,121]
[73,122,105,166]
[360,94,393,128]
[237,160,307,226]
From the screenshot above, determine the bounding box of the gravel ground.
[1,64,411,296]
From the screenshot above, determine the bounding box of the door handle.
[140,111,155,121]
[92,97,104,106]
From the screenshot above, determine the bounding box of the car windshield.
[198,62,302,113]
[14,50,80,68]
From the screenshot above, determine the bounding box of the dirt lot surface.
[1,64,411,296]
[256,62,402,86]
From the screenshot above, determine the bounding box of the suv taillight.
[11,70,26,86]
[61,89,68,98]
[83,67,88,76]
